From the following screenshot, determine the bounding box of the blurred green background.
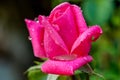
[0,0,120,80]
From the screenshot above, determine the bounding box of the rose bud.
[25,2,102,75]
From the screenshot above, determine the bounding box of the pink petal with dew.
[25,19,46,58]
[51,6,78,50]
[44,30,69,59]
[71,25,102,56]
[41,55,93,75]
[39,16,69,58]
[71,5,88,34]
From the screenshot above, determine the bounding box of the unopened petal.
[49,2,70,21]
[51,6,78,51]
[71,5,88,34]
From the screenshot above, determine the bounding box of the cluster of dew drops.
[28,17,39,41]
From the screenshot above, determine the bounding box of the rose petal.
[41,55,93,75]
[39,16,69,59]
[71,25,102,56]
[49,2,70,21]
[50,6,78,51]
[71,5,88,34]
[25,19,46,58]
[44,30,69,59]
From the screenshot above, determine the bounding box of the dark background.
[0,0,51,80]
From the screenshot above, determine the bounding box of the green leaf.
[26,63,47,80]
[111,8,120,28]
[34,61,42,65]
[74,69,82,75]
[28,69,47,80]
[47,74,59,80]
[25,64,41,73]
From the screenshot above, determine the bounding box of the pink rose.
[25,2,102,75]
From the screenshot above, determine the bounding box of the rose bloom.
[25,2,102,75]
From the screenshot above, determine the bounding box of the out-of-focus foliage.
[82,0,114,25]
[84,0,120,80]
[51,0,82,8]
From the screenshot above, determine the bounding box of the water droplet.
[28,36,32,40]
[70,30,73,33]
[53,24,60,31]
[31,29,34,31]
[41,43,44,46]
[83,57,88,61]
[49,30,52,33]
[55,41,59,44]
[36,21,39,23]
[27,20,31,23]
[34,17,38,21]
[47,34,49,37]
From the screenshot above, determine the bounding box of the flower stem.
[86,73,89,80]
[47,74,59,80]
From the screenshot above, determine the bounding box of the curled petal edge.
[25,19,46,58]
[49,2,70,17]
[71,25,102,53]
[41,55,92,75]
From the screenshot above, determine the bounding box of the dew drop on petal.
[36,20,39,23]
[27,20,31,23]
[84,57,87,60]
[28,36,32,40]
[41,43,44,46]
[49,30,52,33]
[53,24,60,31]
[34,17,38,21]
[31,29,35,32]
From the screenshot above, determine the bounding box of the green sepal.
[80,64,105,79]
[47,74,59,80]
